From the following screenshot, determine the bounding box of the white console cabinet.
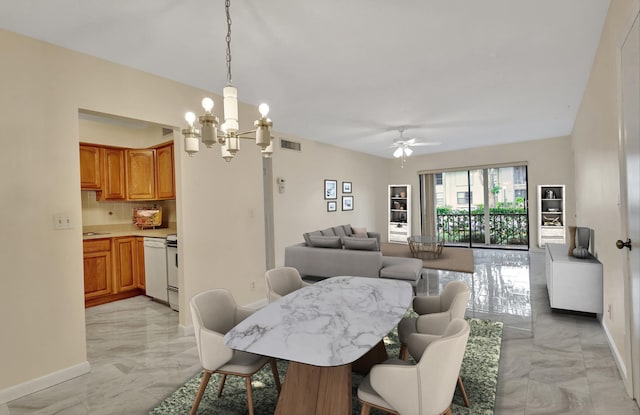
[545,243,603,313]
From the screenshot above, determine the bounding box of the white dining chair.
[264,266,310,303]
[189,289,281,415]
[357,318,470,415]
[397,280,471,406]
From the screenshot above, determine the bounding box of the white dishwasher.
[143,237,168,303]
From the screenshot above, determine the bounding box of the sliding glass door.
[421,165,529,249]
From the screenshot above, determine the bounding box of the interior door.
[619,8,640,403]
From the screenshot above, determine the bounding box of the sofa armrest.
[367,231,381,248]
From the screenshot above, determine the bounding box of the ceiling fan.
[391,128,440,167]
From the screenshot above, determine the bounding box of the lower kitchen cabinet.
[136,237,146,289]
[83,236,146,307]
[83,239,113,299]
[113,237,139,292]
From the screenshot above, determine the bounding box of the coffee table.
[408,234,444,258]
[224,276,413,415]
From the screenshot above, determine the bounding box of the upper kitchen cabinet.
[155,142,175,200]
[99,147,126,200]
[80,144,101,190]
[126,148,156,200]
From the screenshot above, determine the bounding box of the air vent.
[162,128,173,136]
[280,138,301,152]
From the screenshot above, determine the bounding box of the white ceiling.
[0,0,610,158]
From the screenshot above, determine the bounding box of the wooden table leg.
[352,340,388,375]
[275,362,352,415]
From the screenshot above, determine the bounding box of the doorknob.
[616,238,632,250]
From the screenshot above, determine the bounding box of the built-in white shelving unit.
[388,185,411,243]
[538,184,566,248]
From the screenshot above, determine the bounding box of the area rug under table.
[149,318,502,415]
[380,243,475,274]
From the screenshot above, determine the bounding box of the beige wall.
[271,137,388,267]
[384,136,576,250]
[78,117,167,148]
[0,29,267,396]
[571,0,637,392]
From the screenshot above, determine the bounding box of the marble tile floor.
[3,249,639,414]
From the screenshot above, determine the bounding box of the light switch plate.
[53,213,72,229]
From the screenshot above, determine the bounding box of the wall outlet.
[53,213,72,230]
[607,304,612,320]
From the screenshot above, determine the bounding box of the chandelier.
[182,0,273,161]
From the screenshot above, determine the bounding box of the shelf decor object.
[342,196,354,211]
[324,180,337,200]
[181,0,274,161]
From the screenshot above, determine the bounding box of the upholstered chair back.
[370,318,470,415]
[190,289,238,370]
[439,280,471,317]
[265,267,309,303]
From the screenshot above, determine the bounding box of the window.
[435,173,443,185]
[457,191,471,204]
[514,166,526,185]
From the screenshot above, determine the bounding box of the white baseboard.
[602,320,629,382]
[0,361,90,404]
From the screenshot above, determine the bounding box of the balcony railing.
[437,212,528,246]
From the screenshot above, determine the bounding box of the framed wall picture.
[342,195,354,211]
[342,181,352,193]
[324,179,337,199]
[327,201,337,212]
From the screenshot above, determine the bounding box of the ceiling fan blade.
[411,142,441,146]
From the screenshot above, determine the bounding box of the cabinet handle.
[175,253,179,267]
[616,239,632,251]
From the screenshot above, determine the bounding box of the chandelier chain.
[225,0,233,85]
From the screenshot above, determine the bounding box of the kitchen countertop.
[82,224,177,240]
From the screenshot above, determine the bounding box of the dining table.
[224,275,413,415]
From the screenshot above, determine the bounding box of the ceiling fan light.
[404,147,413,157]
[393,147,403,158]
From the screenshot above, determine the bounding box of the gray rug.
[150,318,502,415]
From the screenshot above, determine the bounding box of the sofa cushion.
[352,226,367,234]
[307,235,343,249]
[320,227,336,236]
[332,226,347,238]
[343,236,379,251]
[342,224,354,236]
[303,230,322,246]
[380,256,422,282]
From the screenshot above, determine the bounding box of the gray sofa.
[284,224,423,287]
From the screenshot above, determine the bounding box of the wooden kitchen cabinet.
[136,237,146,289]
[126,149,156,200]
[99,147,126,200]
[113,237,139,292]
[83,239,112,299]
[155,143,175,200]
[80,144,101,190]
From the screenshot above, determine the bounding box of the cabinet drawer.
[83,238,111,253]
[540,227,565,237]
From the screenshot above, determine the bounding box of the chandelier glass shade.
[182,0,273,162]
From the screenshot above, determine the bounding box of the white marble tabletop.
[224,276,413,366]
